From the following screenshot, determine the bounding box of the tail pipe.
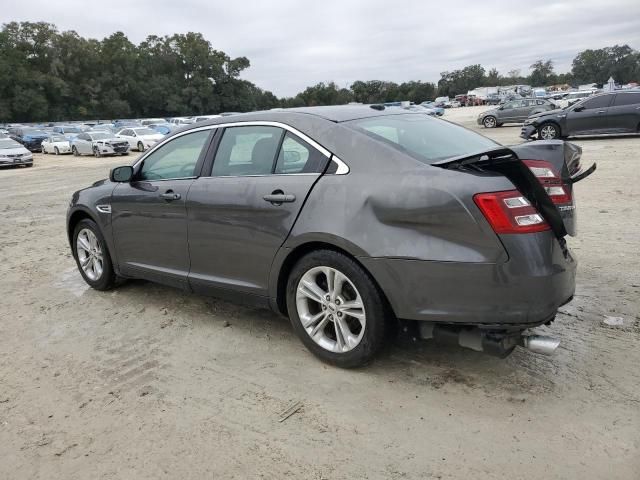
[417,323,560,357]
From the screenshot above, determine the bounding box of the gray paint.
[67,106,577,329]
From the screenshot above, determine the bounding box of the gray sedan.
[67,106,594,367]
[478,98,557,128]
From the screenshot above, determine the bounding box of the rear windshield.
[347,114,498,164]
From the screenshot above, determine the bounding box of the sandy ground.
[1,107,639,479]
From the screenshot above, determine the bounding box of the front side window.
[274,133,327,174]
[349,114,497,164]
[211,126,283,176]
[581,95,612,110]
[138,130,210,181]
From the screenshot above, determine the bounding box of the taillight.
[474,190,550,234]
[522,159,572,204]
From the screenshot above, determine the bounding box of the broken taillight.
[474,190,550,234]
[522,159,572,204]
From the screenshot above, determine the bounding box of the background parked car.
[8,127,49,152]
[71,132,130,157]
[194,114,222,122]
[148,123,177,135]
[420,101,445,116]
[140,118,166,126]
[115,127,164,151]
[477,98,557,128]
[169,117,195,125]
[52,125,85,141]
[555,90,594,109]
[89,124,116,134]
[0,136,33,167]
[521,90,640,140]
[41,134,72,155]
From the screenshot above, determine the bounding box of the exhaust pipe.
[521,335,560,355]
[417,323,560,357]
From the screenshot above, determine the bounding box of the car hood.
[479,108,499,117]
[527,110,564,121]
[0,146,31,156]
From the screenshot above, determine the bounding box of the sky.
[3,0,640,97]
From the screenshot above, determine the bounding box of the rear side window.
[274,133,327,174]
[581,95,612,110]
[212,126,283,176]
[612,93,640,107]
[348,114,498,164]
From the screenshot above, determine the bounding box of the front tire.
[137,142,145,152]
[72,146,79,156]
[286,250,390,368]
[538,122,560,140]
[54,147,60,155]
[72,219,116,291]
[483,116,497,128]
[93,146,101,158]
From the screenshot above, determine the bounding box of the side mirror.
[498,105,504,110]
[110,165,133,183]
[573,105,585,112]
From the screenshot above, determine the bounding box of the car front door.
[498,101,519,122]
[110,128,214,288]
[512,100,531,122]
[186,124,329,301]
[607,92,640,132]
[565,94,614,135]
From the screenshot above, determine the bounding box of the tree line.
[1,22,638,123]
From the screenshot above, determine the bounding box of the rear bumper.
[520,125,537,140]
[360,231,576,327]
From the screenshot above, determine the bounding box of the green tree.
[529,59,555,86]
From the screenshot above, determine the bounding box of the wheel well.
[275,241,395,319]
[67,210,93,247]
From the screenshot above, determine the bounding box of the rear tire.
[54,147,59,155]
[137,142,145,152]
[538,122,560,140]
[483,116,497,128]
[72,146,79,156]
[286,250,390,368]
[72,219,116,291]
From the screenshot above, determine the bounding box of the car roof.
[200,105,422,125]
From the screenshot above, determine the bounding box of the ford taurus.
[67,106,595,367]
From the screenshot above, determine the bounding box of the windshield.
[133,128,157,135]
[23,129,48,136]
[90,132,111,140]
[348,114,498,164]
[0,138,21,149]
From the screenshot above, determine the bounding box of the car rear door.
[75,133,91,154]
[186,123,329,300]
[607,92,640,132]
[110,128,214,289]
[565,94,614,134]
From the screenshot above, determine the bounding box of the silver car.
[477,98,557,128]
[71,132,130,157]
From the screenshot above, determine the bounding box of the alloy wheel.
[540,125,557,140]
[76,228,104,281]
[296,266,366,353]
[483,116,496,128]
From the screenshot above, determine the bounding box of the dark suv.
[9,127,50,152]
[521,90,640,140]
[477,98,556,128]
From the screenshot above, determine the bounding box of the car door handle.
[263,192,296,204]
[597,110,606,114]
[160,191,181,201]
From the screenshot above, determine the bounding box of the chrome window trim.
[134,121,350,175]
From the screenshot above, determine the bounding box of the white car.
[115,127,164,152]
[140,118,166,126]
[169,117,195,125]
[556,91,593,109]
[0,136,33,167]
[42,135,72,155]
[193,114,222,122]
[71,132,130,157]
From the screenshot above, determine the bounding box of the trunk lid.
[433,140,595,238]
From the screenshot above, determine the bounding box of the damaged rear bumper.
[360,230,576,327]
